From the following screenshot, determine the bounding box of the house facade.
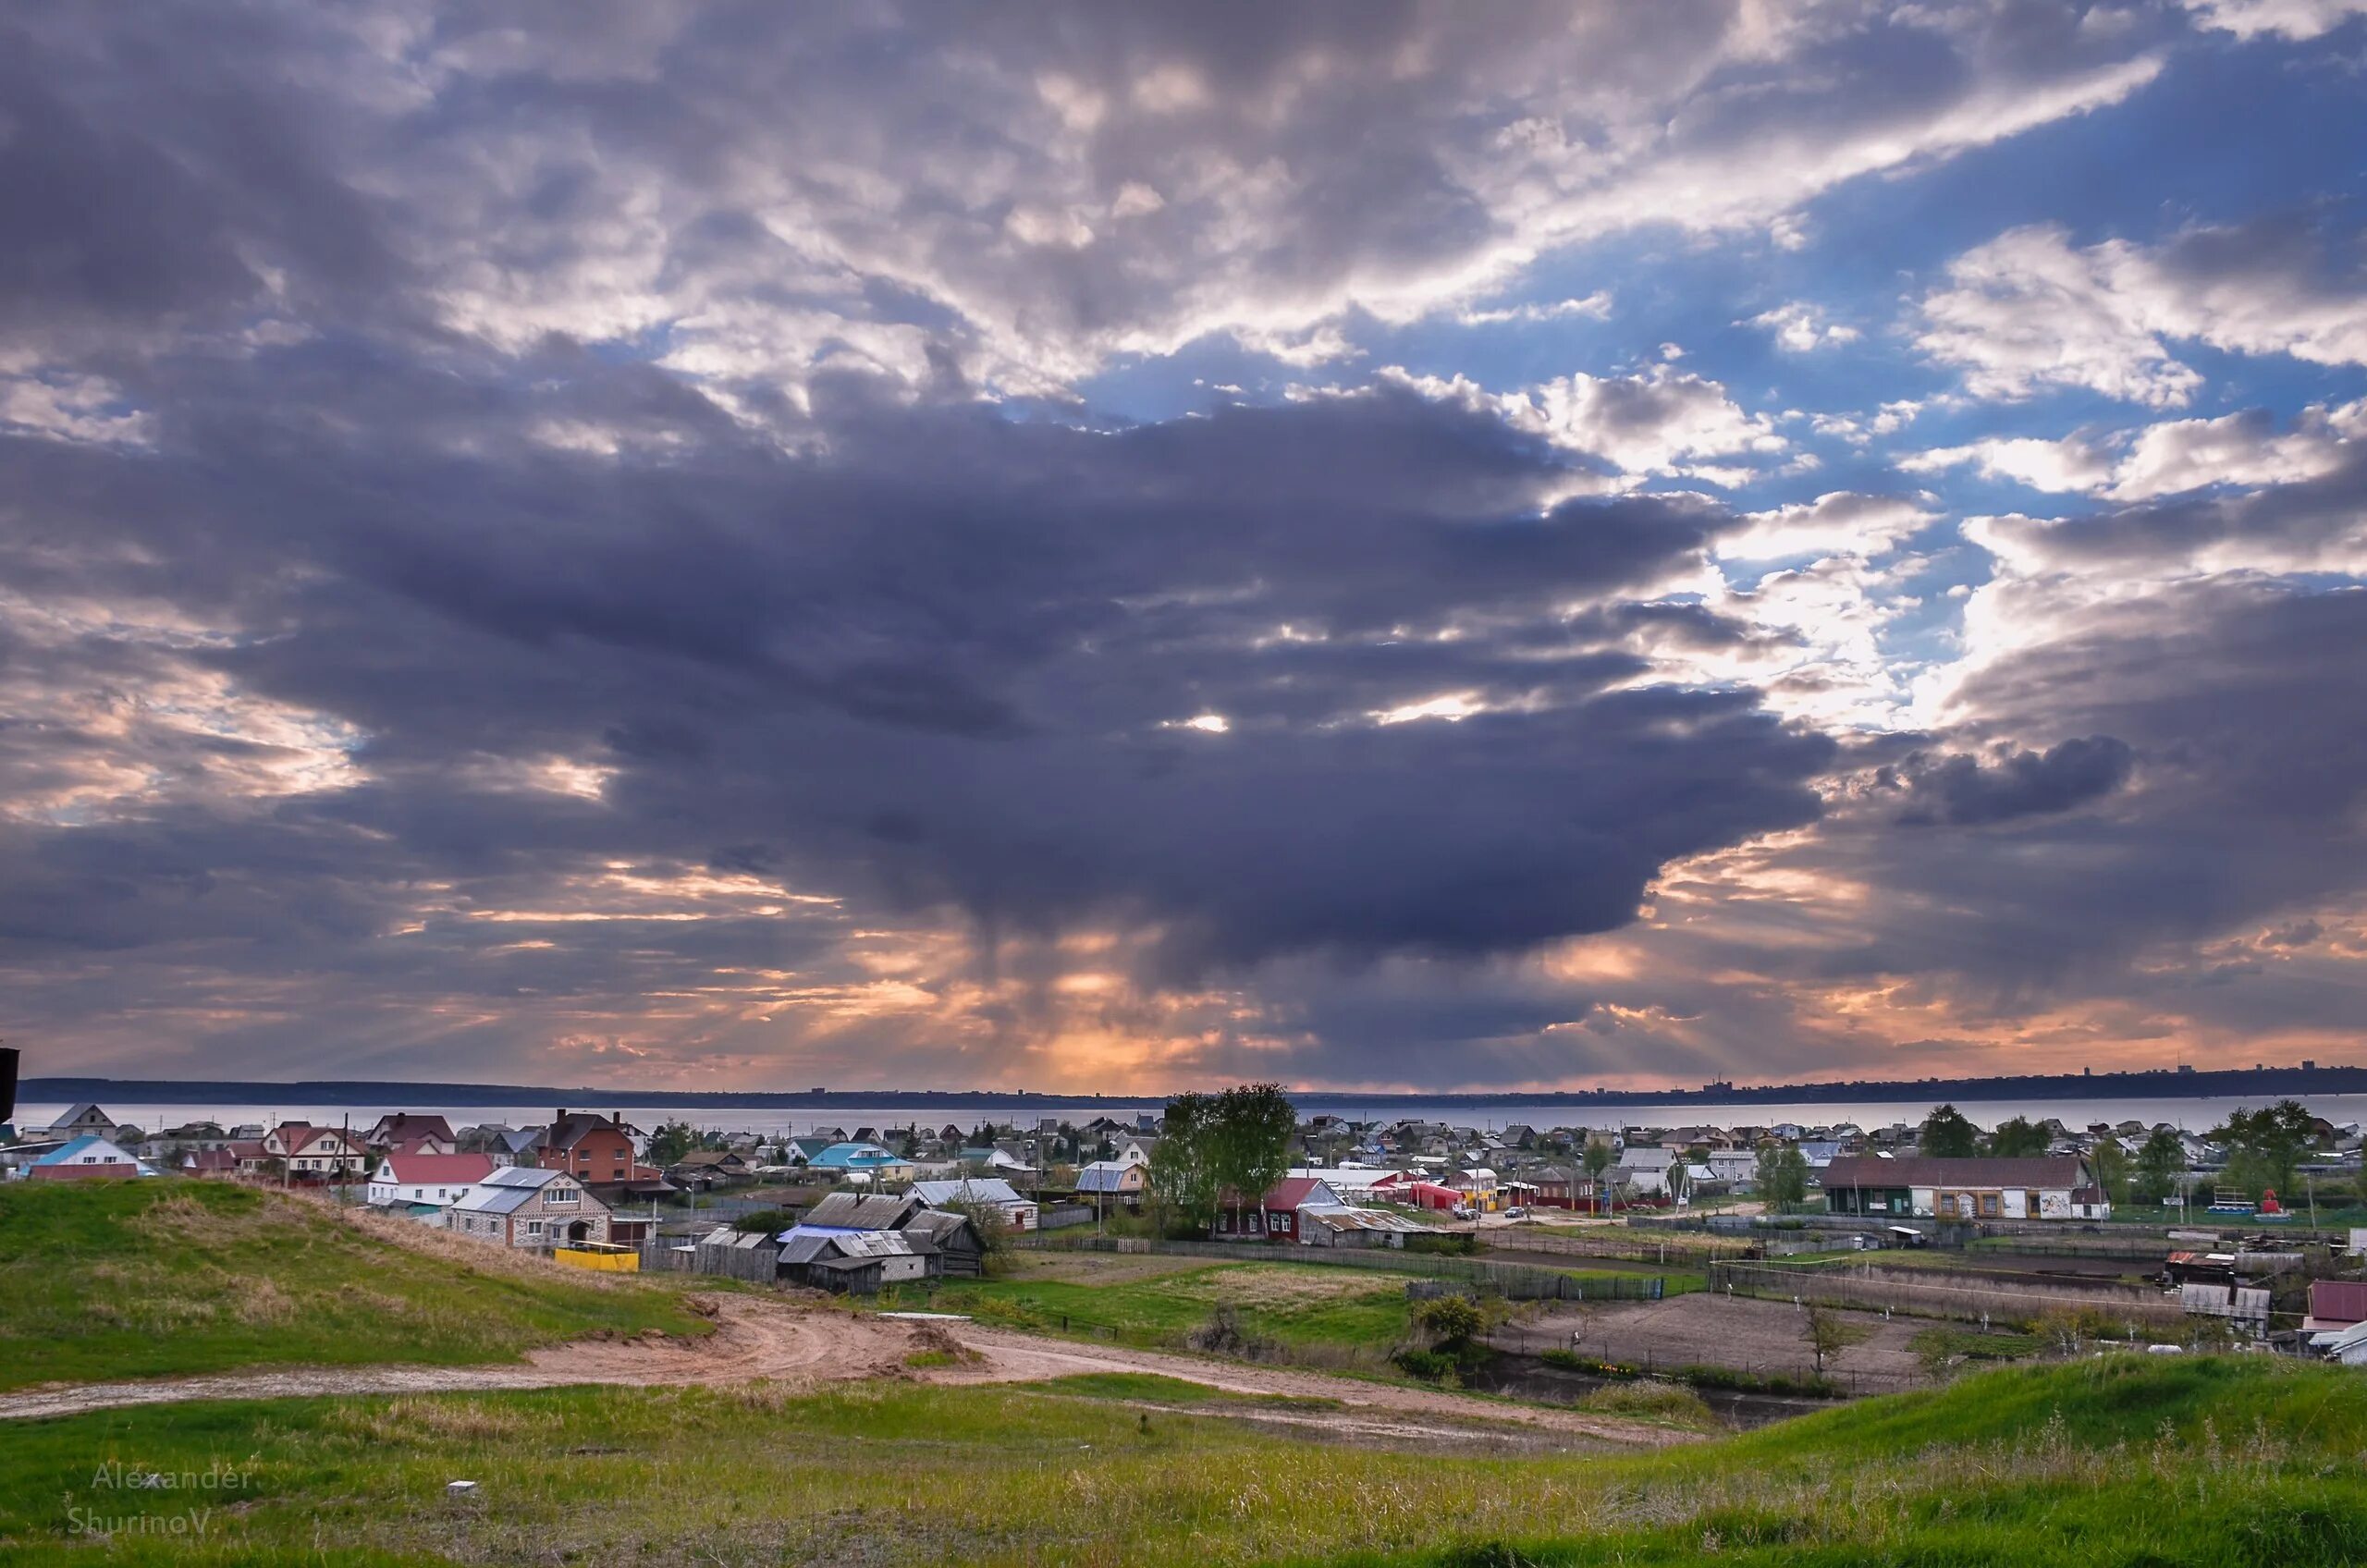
[1213,1177,1344,1243]
[1821,1156,2105,1221]
[264,1123,371,1177]
[45,1104,120,1140]
[27,1135,152,1181]
[450,1166,612,1248]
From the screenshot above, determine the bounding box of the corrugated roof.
[376,1153,497,1185]
[2311,1280,2367,1326]
[913,1178,1025,1207]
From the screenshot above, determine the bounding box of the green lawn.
[0,1179,714,1390]
[0,1355,2361,1564]
[923,1262,1417,1364]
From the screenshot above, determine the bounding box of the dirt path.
[0,1298,1693,1448]
[1506,1292,1926,1393]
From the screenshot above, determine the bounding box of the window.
[548,1185,577,1205]
[1980,1194,2001,1218]
[526,1220,543,1237]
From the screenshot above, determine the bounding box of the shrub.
[1405,1231,1479,1256]
[1580,1380,1718,1425]
[1392,1348,1459,1381]
[1416,1293,1486,1348]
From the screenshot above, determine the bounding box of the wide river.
[18,1092,2367,1139]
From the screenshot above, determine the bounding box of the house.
[1821,1156,2105,1221]
[264,1123,371,1178]
[957,1146,1031,1174]
[366,1114,457,1154]
[911,1177,1038,1231]
[776,1228,934,1293]
[1114,1133,1160,1165]
[901,1208,987,1277]
[2305,1280,2367,1334]
[450,1166,611,1249]
[45,1104,120,1141]
[1213,1176,1344,1243]
[1297,1206,1423,1248]
[180,1148,240,1176]
[809,1143,915,1184]
[1707,1149,1760,1188]
[1073,1160,1146,1200]
[27,1135,153,1181]
[539,1109,643,1185]
[367,1152,497,1212]
[667,1149,755,1191]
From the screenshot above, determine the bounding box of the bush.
[1416,1293,1486,1348]
[1405,1231,1479,1256]
[1392,1348,1459,1381]
[1580,1380,1718,1425]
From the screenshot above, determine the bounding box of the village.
[12,1094,2367,1379]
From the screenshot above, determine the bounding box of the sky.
[4,1,2366,1094]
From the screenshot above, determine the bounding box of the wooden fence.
[639,1240,780,1284]
[1027,1235,1674,1301]
[1707,1259,2185,1330]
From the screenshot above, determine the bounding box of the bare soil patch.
[1506,1292,1927,1393]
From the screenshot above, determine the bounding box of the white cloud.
[1722,493,1934,561]
[1390,365,1784,483]
[1903,398,2362,499]
[1918,222,2367,406]
[1747,302,1860,353]
[2182,0,2367,39]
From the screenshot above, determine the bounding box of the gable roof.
[1821,1156,2088,1189]
[375,1153,497,1186]
[912,1177,1025,1208]
[50,1103,110,1129]
[370,1113,456,1144]
[778,1226,929,1265]
[546,1111,636,1151]
[33,1135,140,1167]
[803,1192,921,1231]
[2311,1280,2367,1327]
[1257,1176,1339,1211]
[811,1142,908,1170]
[1073,1161,1140,1193]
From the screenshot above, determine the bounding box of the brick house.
[449,1166,612,1249]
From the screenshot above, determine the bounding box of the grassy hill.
[0,1179,711,1390]
[0,1354,2360,1564]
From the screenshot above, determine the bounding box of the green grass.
[922,1262,1417,1364]
[0,1179,714,1390]
[2,1355,2363,1564]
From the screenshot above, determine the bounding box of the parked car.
[1502,1206,1529,1220]
[1450,1204,1477,1219]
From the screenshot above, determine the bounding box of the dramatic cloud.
[3,2,2365,1090]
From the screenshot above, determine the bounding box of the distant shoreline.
[18,1064,2365,1111]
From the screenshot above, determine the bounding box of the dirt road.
[0,1298,1693,1448]
[1505,1292,1925,1393]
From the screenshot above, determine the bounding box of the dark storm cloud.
[1893,736,2136,827]
[0,331,1833,1051]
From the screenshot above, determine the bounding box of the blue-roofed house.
[808,1142,914,1184]
[27,1135,155,1182]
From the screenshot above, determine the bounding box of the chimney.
[555,1109,569,1125]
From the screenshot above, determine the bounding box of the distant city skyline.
[3,4,2364,1091]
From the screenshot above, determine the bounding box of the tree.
[1147,1084,1297,1236]
[1755,1144,1809,1212]
[2134,1128,2185,1207]
[1146,1092,1223,1235]
[2090,1138,2131,1207]
[1920,1105,1979,1158]
[942,1197,1012,1277]
[1802,1303,1850,1378]
[1581,1139,1614,1211]
[1210,1083,1297,1231]
[646,1119,696,1169]
[1986,1116,2048,1158]
[2210,1100,2323,1200]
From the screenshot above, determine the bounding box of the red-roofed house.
[368,1152,498,1211]
[367,1113,457,1154]
[263,1122,370,1178]
[1213,1176,1343,1243]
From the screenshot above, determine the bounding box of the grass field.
[1,1354,2362,1564]
[924,1260,1418,1365]
[0,1180,714,1390]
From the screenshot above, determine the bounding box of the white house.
[367,1152,497,1213]
[45,1104,122,1141]
[1706,1149,1760,1187]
